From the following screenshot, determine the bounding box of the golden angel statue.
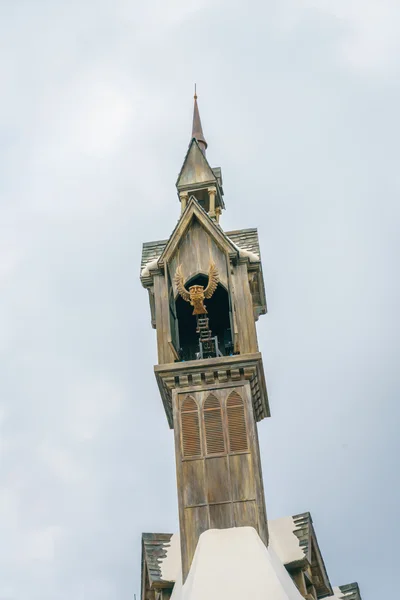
[174,262,219,315]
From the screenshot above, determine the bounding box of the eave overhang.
[154,352,270,429]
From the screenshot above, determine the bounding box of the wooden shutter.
[227,391,248,452]
[181,396,201,457]
[203,394,225,455]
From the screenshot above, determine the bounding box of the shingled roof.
[141,532,174,587]
[296,512,332,597]
[226,228,260,256]
[140,239,169,274]
[329,583,362,600]
[292,512,312,559]
[140,228,261,274]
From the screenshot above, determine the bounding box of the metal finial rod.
[191,83,207,151]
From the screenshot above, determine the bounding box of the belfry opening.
[176,274,233,361]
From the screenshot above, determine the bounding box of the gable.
[159,198,237,270]
[176,139,217,190]
[140,228,263,277]
[168,217,229,295]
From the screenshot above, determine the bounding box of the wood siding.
[173,381,268,581]
[169,218,229,296]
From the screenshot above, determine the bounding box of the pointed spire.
[192,85,208,154]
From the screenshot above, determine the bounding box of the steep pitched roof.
[176,138,217,191]
[192,94,207,151]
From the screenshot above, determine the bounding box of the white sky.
[1,1,399,599]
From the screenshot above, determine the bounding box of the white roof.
[230,240,260,263]
[160,516,305,583]
[268,516,305,564]
[160,533,181,582]
[327,587,353,599]
[141,258,159,277]
[170,527,304,600]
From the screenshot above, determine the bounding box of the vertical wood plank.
[229,453,255,501]
[209,503,234,529]
[233,500,258,529]
[182,460,206,506]
[184,506,209,577]
[154,273,174,364]
[205,456,231,503]
[243,382,269,546]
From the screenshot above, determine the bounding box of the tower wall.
[172,378,268,580]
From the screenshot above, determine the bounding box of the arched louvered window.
[227,391,248,453]
[203,394,225,455]
[181,396,201,458]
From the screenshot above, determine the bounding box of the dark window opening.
[190,190,209,213]
[176,274,233,361]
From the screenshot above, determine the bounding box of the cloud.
[40,77,135,160]
[0,1,399,599]
[274,0,400,72]
[0,237,22,287]
[38,441,85,483]
[23,526,64,562]
[140,0,214,29]
[320,0,400,71]
[64,378,124,441]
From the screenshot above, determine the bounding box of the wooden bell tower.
[140,94,270,582]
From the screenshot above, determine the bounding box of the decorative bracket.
[154,352,269,429]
